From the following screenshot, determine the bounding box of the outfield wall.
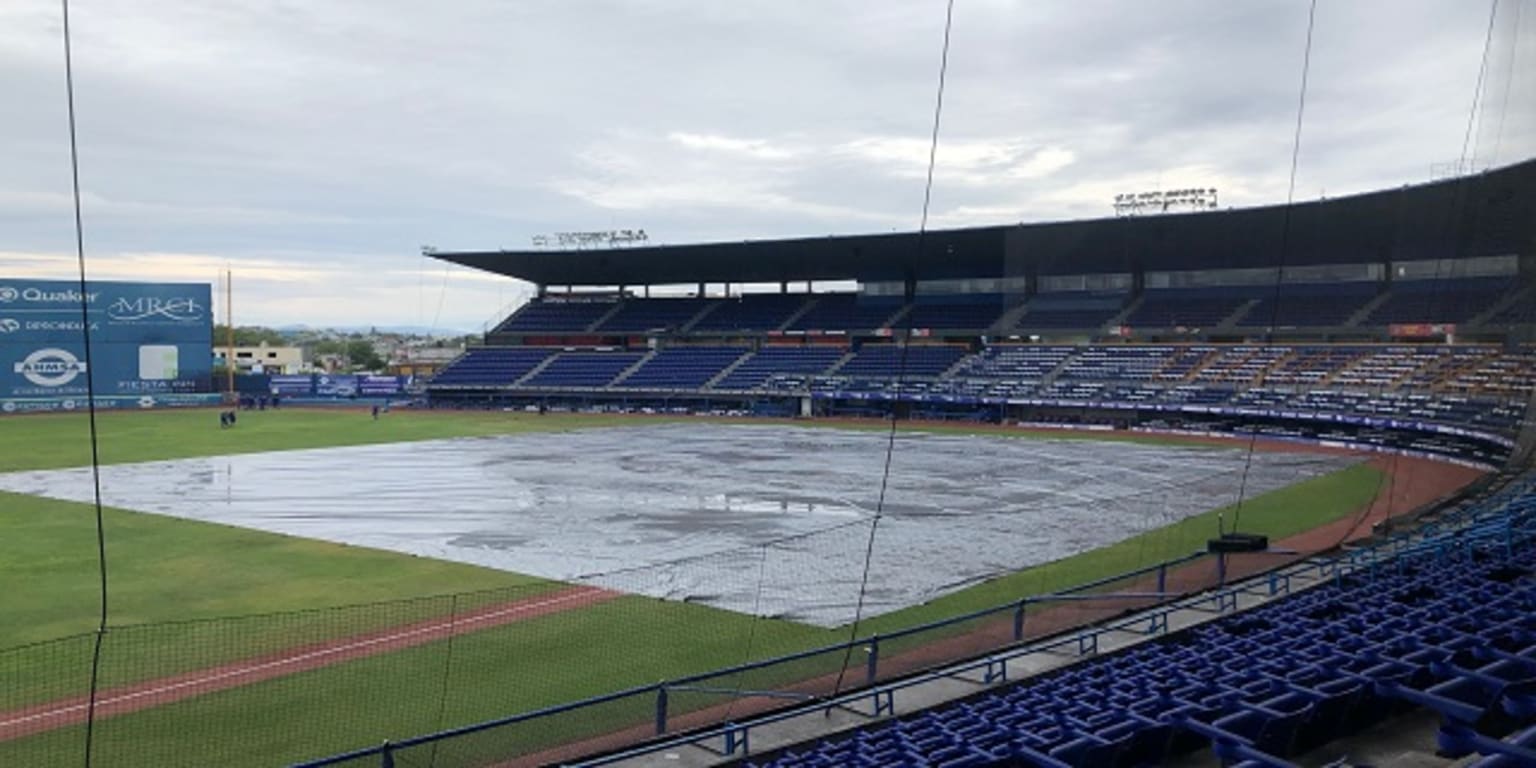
[0,279,213,413]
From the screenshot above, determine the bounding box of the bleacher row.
[497,278,1534,334]
[429,344,1535,433]
[739,476,1536,768]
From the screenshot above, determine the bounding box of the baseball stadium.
[6,2,1536,767]
[1,154,1534,767]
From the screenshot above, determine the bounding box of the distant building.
[389,346,462,378]
[216,343,306,375]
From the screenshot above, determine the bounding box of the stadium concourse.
[353,160,1536,767]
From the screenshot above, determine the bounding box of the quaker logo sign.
[0,278,210,345]
[14,348,88,388]
[0,284,98,306]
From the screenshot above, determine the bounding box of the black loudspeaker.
[1207,532,1269,553]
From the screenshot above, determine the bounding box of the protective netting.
[0,432,1456,768]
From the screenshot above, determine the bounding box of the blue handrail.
[290,481,1534,768]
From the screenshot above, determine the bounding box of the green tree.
[212,324,287,347]
[345,340,385,371]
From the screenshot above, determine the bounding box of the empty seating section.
[1264,348,1365,386]
[692,295,809,332]
[903,300,1009,330]
[1488,286,1536,325]
[616,347,747,389]
[1059,347,1181,381]
[1191,347,1290,387]
[496,300,615,333]
[746,478,1536,768]
[1151,347,1212,382]
[430,343,1532,434]
[951,346,1073,381]
[597,299,708,333]
[713,347,846,390]
[837,345,968,379]
[1017,292,1127,330]
[519,351,642,388]
[1127,287,1252,329]
[789,295,903,331]
[1332,347,1452,389]
[1365,277,1516,325]
[492,281,1529,337]
[427,348,553,387]
[1442,349,1536,398]
[1239,282,1379,327]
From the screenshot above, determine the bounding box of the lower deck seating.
[712,347,846,390]
[615,347,746,389]
[519,351,642,388]
[837,345,968,378]
[430,343,1533,436]
[744,480,1536,768]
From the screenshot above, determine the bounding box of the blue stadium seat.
[742,477,1536,768]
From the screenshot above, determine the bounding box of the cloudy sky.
[3,0,1532,331]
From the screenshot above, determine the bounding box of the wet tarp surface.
[0,423,1358,625]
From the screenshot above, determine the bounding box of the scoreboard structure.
[0,279,219,413]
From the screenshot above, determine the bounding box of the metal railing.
[289,476,1536,768]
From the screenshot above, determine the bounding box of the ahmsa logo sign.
[14,348,88,387]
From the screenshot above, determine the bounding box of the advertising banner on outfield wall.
[0,279,213,408]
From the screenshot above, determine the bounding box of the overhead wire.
[57,0,111,765]
[830,0,956,700]
[1319,0,1505,552]
[1228,0,1317,536]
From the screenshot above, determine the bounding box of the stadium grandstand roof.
[432,158,1536,287]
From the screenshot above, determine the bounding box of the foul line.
[0,586,613,734]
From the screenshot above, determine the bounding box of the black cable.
[1489,1,1520,165]
[1229,0,1317,536]
[58,1,110,765]
[1461,0,1501,172]
[426,593,459,768]
[1321,0,1504,550]
[721,543,770,723]
[829,0,956,700]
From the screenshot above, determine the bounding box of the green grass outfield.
[0,408,1389,766]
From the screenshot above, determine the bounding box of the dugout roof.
[431,158,1536,287]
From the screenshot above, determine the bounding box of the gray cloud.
[1,0,1531,329]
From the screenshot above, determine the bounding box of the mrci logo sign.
[13,348,88,387]
[107,296,206,322]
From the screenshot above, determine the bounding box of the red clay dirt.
[0,585,619,742]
